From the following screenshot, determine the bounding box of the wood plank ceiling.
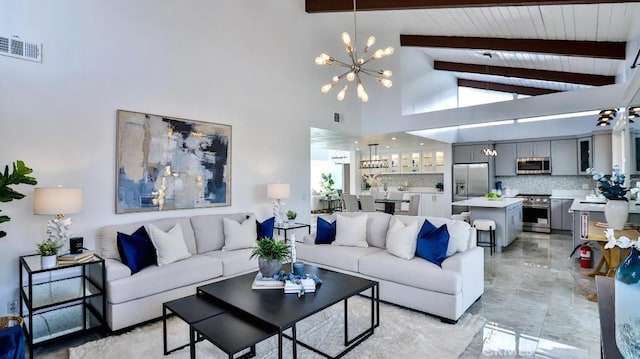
[306,0,640,95]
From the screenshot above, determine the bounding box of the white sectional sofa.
[95,212,258,331]
[297,212,484,323]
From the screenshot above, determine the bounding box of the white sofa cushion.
[394,215,473,256]
[385,217,419,260]
[107,254,223,304]
[149,223,192,266]
[202,248,258,277]
[337,211,391,248]
[358,251,462,295]
[191,213,252,253]
[332,214,368,248]
[222,215,257,251]
[297,242,382,272]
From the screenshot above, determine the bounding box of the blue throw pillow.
[316,217,336,244]
[117,226,157,274]
[418,218,437,237]
[256,217,275,240]
[415,224,450,267]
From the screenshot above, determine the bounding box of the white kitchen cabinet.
[422,150,445,173]
[516,141,551,158]
[389,153,401,173]
[401,152,421,173]
[551,139,578,175]
[421,193,445,217]
[494,143,517,176]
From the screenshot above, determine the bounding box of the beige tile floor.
[34,230,600,358]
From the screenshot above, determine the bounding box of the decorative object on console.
[116,110,231,213]
[586,166,629,230]
[267,183,290,226]
[286,210,297,225]
[33,186,83,253]
[250,237,291,278]
[604,229,640,358]
[69,237,84,254]
[35,238,62,268]
[0,160,37,238]
[314,0,393,102]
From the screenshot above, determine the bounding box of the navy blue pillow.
[316,217,336,244]
[117,226,157,274]
[256,217,275,240]
[415,224,450,267]
[418,218,437,237]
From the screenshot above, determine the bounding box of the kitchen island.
[452,197,524,252]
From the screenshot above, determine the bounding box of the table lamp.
[34,187,83,252]
[267,183,290,225]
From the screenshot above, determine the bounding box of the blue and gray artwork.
[116,110,231,213]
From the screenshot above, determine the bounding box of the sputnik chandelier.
[314,0,393,102]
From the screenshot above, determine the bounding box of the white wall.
[0,1,360,314]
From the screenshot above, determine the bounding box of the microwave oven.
[517,158,551,174]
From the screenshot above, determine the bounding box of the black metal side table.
[274,223,311,241]
[19,254,106,358]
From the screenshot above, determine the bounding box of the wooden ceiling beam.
[457,79,560,96]
[434,61,615,86]
[306,0,636,13]
[400,35,625,60]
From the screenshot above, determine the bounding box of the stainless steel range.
[516,194,551,233]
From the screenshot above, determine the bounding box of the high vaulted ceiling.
[306,0,640,95]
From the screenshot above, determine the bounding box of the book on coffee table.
[252,273,284,290]
[284,278,315,294]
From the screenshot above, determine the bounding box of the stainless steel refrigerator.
[452,163,489,214]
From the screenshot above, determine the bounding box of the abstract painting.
[116,110,231,213]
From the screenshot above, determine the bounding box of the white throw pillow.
[332,213,368,248]
[223,215,257,251]
[445,220,472,256]
[385,217,419,260]
[148,223,191,266]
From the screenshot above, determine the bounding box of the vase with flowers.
[362,173,382,199]
[586,166,630,230]
[604,229,640,358]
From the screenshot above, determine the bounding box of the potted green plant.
[36,239,62,268]
[435,182,444,192]
[320,173,335,196]
[250,237,291,278]
[286,210,297,225]
[0,160,37,238]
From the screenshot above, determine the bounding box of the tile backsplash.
[495,175,594,194]
[368,174,444,191]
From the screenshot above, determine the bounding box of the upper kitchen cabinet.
[494,143,517,176]
[454,144,493,164]
[401,152,421,173]
[422,150,445,173]
[516,141,551,158]
[577,137,592,175]
[551,139,577,175]
[592,132,612,174]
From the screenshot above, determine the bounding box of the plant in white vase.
[587,166,631,230]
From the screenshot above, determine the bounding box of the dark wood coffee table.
[197,265,379,359]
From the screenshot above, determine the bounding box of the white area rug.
[69,296,484,358]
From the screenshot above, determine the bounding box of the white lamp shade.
[267,183,290,200]
[34,187,83,215]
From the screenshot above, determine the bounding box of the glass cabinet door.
[389,154,400,173]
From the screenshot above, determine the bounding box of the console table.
[595,276,623,359]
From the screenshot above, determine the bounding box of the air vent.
[0,34,42,62]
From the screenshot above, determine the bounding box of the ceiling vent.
[0,34,42,62]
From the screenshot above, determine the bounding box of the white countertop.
[569,199,640,214]
[550,189,593,199]
[452,197,524,208]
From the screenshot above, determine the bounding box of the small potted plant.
[435,182,444,192]
[36,239,62,268]
[250,237,291,278]
[286,210,297,225]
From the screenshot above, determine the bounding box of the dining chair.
[342,194,359,212]
[359,195,376,212]
[387,192,404,213]
[396,194,420,216]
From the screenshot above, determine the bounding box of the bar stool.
[473,219,496,255]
